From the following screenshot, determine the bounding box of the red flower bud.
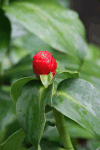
[32,51,57,79]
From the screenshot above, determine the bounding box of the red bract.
[32,51,57,79]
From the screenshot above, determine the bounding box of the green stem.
[53,108,74,150]
[1,0,9,6]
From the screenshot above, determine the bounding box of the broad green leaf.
[0,129,26,150]
[52,78,100,140]
[40,72,53,88]
[3,1,87,60]
[0,89,16,144]
[10,76,38,102]
[16,80,53,148]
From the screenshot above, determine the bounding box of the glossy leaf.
[16,80,53,149]
[10,76,38,102]
[3,1,87,60]
[40,72,53,88]
[0,129,26,150]
[52,78,100,140]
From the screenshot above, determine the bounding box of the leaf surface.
[3,1,87,60]
[52,78,100,139]
[16,80,53,148]
[0,129,26,150]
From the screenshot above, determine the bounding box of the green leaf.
[52,78,100,140]
[9,46,30,65]
[20,147,28,150]
[4,55,34,79]
[16,80,53,148]
[0,9,11,54]
[77,139,100,150]
[0,129,26,150]
[56,0,70,8]
[80,72,100,91]
[10,76,38,102]
[87,139,100,150]
[54,52,80,71]
[0,89,16,144]
[3,1,87,60]
[55,63,80,89]
[43,111,94,141]
[40,72,53,88]
[80,60,100,78]
[29,141,65,150]
[12,32,54,58]
[80,59,100,91]
[85,44,100,61]
[40,141,65,150]
[2,117,21,143]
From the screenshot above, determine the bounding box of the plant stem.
[1,0,9,6]
[53,107,74,150]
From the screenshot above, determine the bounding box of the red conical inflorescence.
[32,51,57,79]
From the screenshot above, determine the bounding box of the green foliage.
[1,0,100,149]
[0,89,16,144]
[3,0,87,60]
[16,80,53,149]
[0,129,26,150]
[52,78,100,140]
